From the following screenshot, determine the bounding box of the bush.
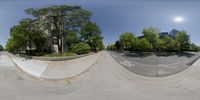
[137,38,152,52]
[0,45,3,51]
[107,44,116,51]
[44,52,76,57]
[189,43,200,52]
[71,42,91,55]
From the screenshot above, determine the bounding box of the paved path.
[1,51,200,100]
[109,51,200,77]
[11,52,103,80]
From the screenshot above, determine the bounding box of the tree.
[158,39,165,52]
[6,38,17,52]
[0,45,3,51]
[162,36,175,51]
[25,5,92,53]
[80,23,104,52]
[70,42,91,54]
[65,31,80,49]
[7,18,47,54]
[175,31,190,51]
[142,27,159,51]
[107,44,116,51]
[119,32,136,51]
[137,38,152,52]
[189,43,200,52]
[173,40,181,52]
[115,40,122,51]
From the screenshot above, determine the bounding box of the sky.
[0,0,200,47]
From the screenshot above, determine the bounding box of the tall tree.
[0,45,3,51]
[80,23,103,51]
[65,31,80,49]
[137,38,152,52]
[115,40,122,51]
[25,5,92,53]
[162,36,175,51]
[175,31,190,51]
[119,32,136,51]
[7,19,47,54]
[142,27,159,51]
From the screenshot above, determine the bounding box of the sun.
[174,16,184,23]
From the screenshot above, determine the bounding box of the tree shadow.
[123,51,196,58]
[176,52,196,58]
[124,52,153,58]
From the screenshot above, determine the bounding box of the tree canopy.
[107,27,199,53]
[0,45,3,51]
[80,23,104,51]
[175,31,190,51]
[142,27,160,51]
[119,32,136,51]
[6,4,104,55]
[6,18,47,53]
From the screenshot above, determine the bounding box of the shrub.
[107,44,116,51]
[0,45,3,51]
[71,42,91,55]
[137,38,152,52]
[44,52,76,57]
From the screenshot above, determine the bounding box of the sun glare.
[174,16,184,23]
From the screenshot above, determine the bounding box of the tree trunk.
[29,41,32,55]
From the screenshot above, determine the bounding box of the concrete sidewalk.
[0,54,15,67]
[11,52,103,80]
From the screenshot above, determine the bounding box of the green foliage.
[98,41,105,50]
[0,45,3,51]
[80,23,103,51]
[119,32,136,51]
[162,36,175,51]
[44,51,76,57]
[71,42,91,55]
[142,27,159,51]
[25,5,93,53]
[107,44,116,51]
[172,40,181,52]
[5,38,15,52]
[158,39,166,52]
[115,41,122,51]
[6,18,47,53]
[113,27,194,53]
[189,43,200,52]
[175,31,190,51]
[65,31,80,48]
[137,38,152,52]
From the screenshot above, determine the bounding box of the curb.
[8,54,42,80]
[8,52,104,82]
[19,52,95,61]
[41,53,104,82]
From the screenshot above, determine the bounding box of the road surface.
[0,51,200,100]
[109,51,200,77]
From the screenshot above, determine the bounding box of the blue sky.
[0,0,200,47]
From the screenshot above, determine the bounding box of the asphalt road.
[1,51,200,100]
[109,51,200,77]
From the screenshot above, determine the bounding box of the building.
[137,29,179,39]
[170,29,179,39]
[138,35,144,39]
[159,32,169,39]
[37,15,65,53]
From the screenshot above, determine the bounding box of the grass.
[44,51,77,57]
